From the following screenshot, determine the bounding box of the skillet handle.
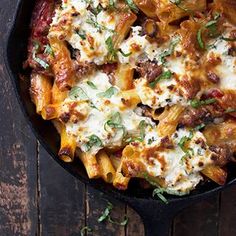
[127,198,194,236]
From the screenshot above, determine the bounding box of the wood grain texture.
[38,144,85,236]
[126,206,145,236]
[173,194,220,236]
[86,186,126,236]
[0,1,38,235]
[219,186,236,236]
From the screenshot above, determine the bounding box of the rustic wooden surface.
[1,1,236,236]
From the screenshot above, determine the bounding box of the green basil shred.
[149,70,172,88]
[97,86,118,98]
[87,81,97,89]
[80,226,92,236]
[98,201,128,226]
[125,0,139,13]
[190,98,216,108]
[69,86,89,100]
[32,42,50,69]
[84,135,103,151]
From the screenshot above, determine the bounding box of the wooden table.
[1,1,236,235]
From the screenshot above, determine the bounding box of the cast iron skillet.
[4,0,236,235]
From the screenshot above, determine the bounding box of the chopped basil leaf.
[108,216,129,226]
[139,120,149,140]
[98,201,113,222]
[125,0,139,13]
[69,86,89,100]
[98,202,128,226]
[149,70,172,88]
[106,36,117,61]
[119,49,132,57]
[221,37,236,42]
[84,135,103,152]
[32,42,50,69]
[197,27,205,49]
[194,123,206,130]
[87,81,97,89]
[190,98,216,108]
[109,0,116,9]
[159,36,180,63]
[225,108,236,113]
[104,112,126,136]
[97,86,118,98]
[75,29,86,40]
[148,137,155,145]
[152,188,168,204]
[169,0,189,12]
[33,52,50,69]
[178,131,193,156]
[80,226,92,236]
[44,44,54,57]
[86,17,115,33]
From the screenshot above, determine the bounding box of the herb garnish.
[69,86,89,100]
[178,131,194,159]
[44,44,54,57]
[159,36,180,64]
[169,0,189,12]
[80,226,92,236]
[87,81,97,89]
[104,112,126,136]
[197,13,221,49]
[32,42,50,69]
[119,49,132,57]
[149,70,172,88]
[225,108,236,113]
[98,202,128,226]
[86,17,115,33]
[125,0,139,13]
[84,135,103,151]
[152,188,169,204]
[97,86,118,98]
[194,123,205,131]
[75,29,87,40]
[106,36,117,61]
[190,98,216,108]
[221,37,236,42]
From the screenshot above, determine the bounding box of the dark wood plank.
[219,186,236,236]
[38,144,86,236]
[86,186,126,236]
[0,1,38,235]
[126,206,144,236]
[173,194,220,236]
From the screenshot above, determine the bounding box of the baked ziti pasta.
[25,0,236,196]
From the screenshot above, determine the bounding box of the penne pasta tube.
[77,150,100,179]
[51,82,68,104]
[30,73,52,114]
[41,104,60,120]
[157,104,185,136]
[58,125,77,162]
[115,64,134,91]
[201,165,227,185]
[49,37,76,91]
[97,150,116,183]
[120,89,141,109]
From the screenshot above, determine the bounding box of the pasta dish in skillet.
[25,0,236,196]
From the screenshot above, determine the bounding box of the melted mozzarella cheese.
[207,38,236,90]
[137,129,213,193]
[118,26,157,65]
[50,0,117,65]
[135,76,186,109]
[65,71,154,154]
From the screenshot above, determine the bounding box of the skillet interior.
[5,0,236,205]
